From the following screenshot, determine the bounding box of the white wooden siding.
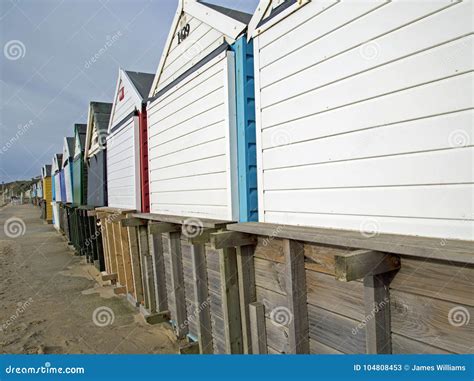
[155,12,225,94]
[64,163,73,203]
[148,51,238,220]
[110,82,135,129]
[54,175,62,202]
[106,118,140,210]
[254,0,474,240]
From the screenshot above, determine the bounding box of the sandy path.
[0,204,178,354]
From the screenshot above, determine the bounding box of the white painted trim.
[84,104,94,162]
[108,69,144,133]
[149,0,185,98]
[247,0,272,41]
[249,0,311,39]
[185,0,247,39]
[108,69,122,134]
[149,0,248,97]
[133,115,142,212]
[223,50,239,221]
[253,36,265,223]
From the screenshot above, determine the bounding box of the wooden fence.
[96,212,473,355]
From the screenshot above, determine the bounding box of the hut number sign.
[177,23,191,44]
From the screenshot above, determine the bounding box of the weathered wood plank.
[168,231,188,339]
[390,258,474,307]
[364,274,392,354]
[306,269,365,321]
[148,226,168,312]
[120,223,135,296]
[138,225,151,310]
[104,220,118,275]
[219,247,243,353]
[255,257,287,295]
[131,212,231,229]
[265,318,289,354]
[228,222,474,264]
[249,302,267,354]
[112,222,126,286]
[391,290,474,354]
[127,225,144,304]
[148,222,181,235]
[211,231,257,249]
[310,338,344,354]
[190,243,213,354]
[120,218,147,227]
[283,239,309,354]
[101,272,117,282]
[392,333,453,354]
[179,341,200,354]
[335,250,400,282]
[308,304,366,354]
[237,245,256,354]
[254,237,348,275]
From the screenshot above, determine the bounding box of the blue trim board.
[232,36,258,222]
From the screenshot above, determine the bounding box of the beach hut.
[41,165,52,223]
[106,69,154,212]
[70,124,88,254]
[206,0,474,355]
[146,0,256,222]
[63,137,75,204]
[95,69,154,305]
[83,101,112,269]
[62,136,75,242]
[122,0,258,354]
[84,102,112,207]
[51,154,63,230]
[72,124,88,206]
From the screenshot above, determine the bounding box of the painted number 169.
[177,23,191,44]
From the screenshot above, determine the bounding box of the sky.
[0,0,259,183]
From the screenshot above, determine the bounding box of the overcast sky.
[0,0,258,183]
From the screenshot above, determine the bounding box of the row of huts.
[34,0,473,355]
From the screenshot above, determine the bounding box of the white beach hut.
[147,0,254,221]
[106,69,154,212]
[247,0,473,240]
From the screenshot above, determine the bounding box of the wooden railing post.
[236,245,256,354]
[283,239,309,354]
[219,247,243,353]
[249,302,267,354]
[364,273,392,354]
[168,231,188,339]
[148,226,168,313]
[190,243,213,354]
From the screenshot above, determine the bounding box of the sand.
[0,204,178,354]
